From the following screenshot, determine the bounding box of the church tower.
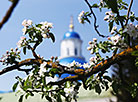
[59,17,86,66]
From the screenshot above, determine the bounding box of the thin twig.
[84,0,108,38]
[0,0,19,30]
[125,0,133,26]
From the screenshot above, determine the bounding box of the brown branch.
[0,58,41,75]
[125,0,134,26]
[49,45,138,86]
[28,45,39,59]
[84,0,108,38]
[0,0,19,30]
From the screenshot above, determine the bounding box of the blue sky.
[0,0,138,91]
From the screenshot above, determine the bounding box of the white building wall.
[60,38,82,58]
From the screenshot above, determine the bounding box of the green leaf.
[45,96,52,102]
[23,47,26,55]
[19,95,24,102]
[12,81,19,92]
[135,17,138,21]
[25,93,30,99]
[95,84,101,94]
[49,33,55,43]
[112,81,119,93]
[109,21,114,32]
[91,4,99,8]
[57,94,62,102]
[130,16,135,22]
[131,51,138,56]
[114,17,119,25]
[103,76,112,82]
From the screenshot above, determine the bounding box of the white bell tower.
[60,17,84,59]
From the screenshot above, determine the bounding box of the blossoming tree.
[0,0,138,102]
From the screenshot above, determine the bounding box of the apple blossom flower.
[110,35,121,45]
[87,46,92,51]
[40,21,53,28]
[27,20,33,25]
[124,23,138,38]
[17,36,27,48]
[22,19,33,27]
[78,11,85,24]
[93,38,97,42]
[39,62,47,76]
[89,56,98,64]
[42,34,48,39]
[104,11,114,22]
[83,63,90,69]
[111,26,117,34]
[0,48,21,65]
[22,27,27,35]
[64,87,75,97]
[67,60,82,68]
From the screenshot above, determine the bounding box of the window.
[75,48,77,55]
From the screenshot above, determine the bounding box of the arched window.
[75,48,77,55]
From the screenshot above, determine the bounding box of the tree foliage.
[0,0,138,102]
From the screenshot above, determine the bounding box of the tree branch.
[125,0,134,26]
[84,0,108,38]
[49,45,138,86]
[0,0,19,30]
[0,58,40,75]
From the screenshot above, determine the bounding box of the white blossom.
[89,56,98,63]
[83,63,90,68]
[22,19,33,27]
[27,20,33,25]
[67,60,82,67]
[104,11,114,22]
[64,87,74,97]
[124,23,138,38]
[93,38,97,42]
[40,21,53,28]
[17,36,27,48]
[110,35,121,45]
[42,34,48,39]
[111,26,117,34]
[22,27,27,35]
[39,62,47,76]
[78,11,85,24]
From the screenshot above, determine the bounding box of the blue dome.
[63,31,80,39]
[59,57,86,65]
[59,57,86,78]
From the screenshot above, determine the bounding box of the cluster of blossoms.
[38,21,53,39]
[89,56,100,66]
[67,60,82,68]
[87,38,97,54]
[22,19,53,39]
[104,11,115,22]
[78,11,85,24]
[108,35,121,45]
[22,19,33,35]
[17,36,28,48]
[124,23,138,38]
[0,48,21,65]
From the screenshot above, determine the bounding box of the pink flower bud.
[93,38,97,42]
[11,48,13,51]
[108,37,111,40]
